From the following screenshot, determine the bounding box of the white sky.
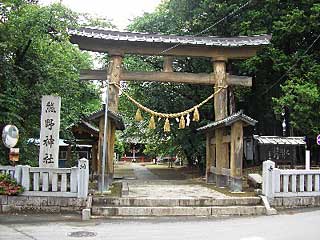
[38,0,162,30]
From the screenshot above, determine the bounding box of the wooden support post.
[215,128,229,187]
[206,133,215,183]
[91,143,98,175]
[230,121,244,192]
[163,56,173,72]
[66,144,72,162]
[107,120,116,180]
[213,59,229,187]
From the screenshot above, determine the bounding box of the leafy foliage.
[119,0,320,165]
[0,1,101,165]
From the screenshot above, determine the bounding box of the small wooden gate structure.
[197,111,257,191]
[69,27,271,188]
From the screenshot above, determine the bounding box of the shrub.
[0,173,24,196]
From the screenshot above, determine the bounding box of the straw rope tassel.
[164,118,170,132]
[179,115,185,129]
[110,83,228,132]
[149,115,156,129]
[135,108,143,121]
[193,107,200,122]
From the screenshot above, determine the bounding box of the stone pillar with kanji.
[39,96,61,168]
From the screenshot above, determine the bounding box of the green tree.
[0,1,101,165]
[118,0,320,166]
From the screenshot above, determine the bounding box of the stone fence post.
[70,166,78,193]
[14,165,22,184]
[21,165,31,191]
[78,158,89,198]
[262,160,275,200]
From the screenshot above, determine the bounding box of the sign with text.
[38,96,61,168]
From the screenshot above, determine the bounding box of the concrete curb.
[92,206,266,217]
[92,197,262,207]
[82,196,92,221]
[260,195,277,215]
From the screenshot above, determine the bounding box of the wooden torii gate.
[69,27,271,186]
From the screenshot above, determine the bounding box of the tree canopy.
[117,0,320,164]
[0,0,102,165]
[1,0,319,167]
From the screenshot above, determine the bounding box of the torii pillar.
[97,55,123,186]
[213,58,229,187]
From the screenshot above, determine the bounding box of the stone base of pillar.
[108,173,114,186]
[98,173,114,192]
[216,174,228,187]
[230,177,242,192]
[206,172,216,184]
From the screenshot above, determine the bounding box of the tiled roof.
[253,136,306,145]
[78,120,99,133]
[197,110,257,132]
[86,107,125,131]
[69,27,271,47]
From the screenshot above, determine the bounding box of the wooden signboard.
[38,96,61,168]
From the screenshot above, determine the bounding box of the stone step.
[92,205,266,217]
[92,197,261,207]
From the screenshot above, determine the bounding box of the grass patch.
[92,182,122,197]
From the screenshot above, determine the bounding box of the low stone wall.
[271,196,320,209]
[0,195,87,213]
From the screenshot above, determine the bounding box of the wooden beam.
[210,135,231,144]
[223,135,231,143]
[227,75,252,87]
[122,71,215,84]
[80,70,252,86]
[71,35,261,59]
[80,70,106,80]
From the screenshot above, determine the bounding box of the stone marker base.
[82,208,91,220]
